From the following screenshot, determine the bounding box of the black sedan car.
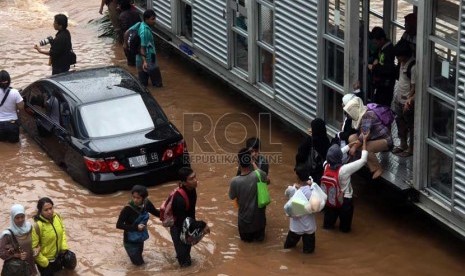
[20,66,189,193]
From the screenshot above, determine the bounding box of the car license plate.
[128,155,148,167]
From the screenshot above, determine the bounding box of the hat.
[343,97,367,129]
[326,144,343,169]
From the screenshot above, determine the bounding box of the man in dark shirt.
[368,27,396,107]
[119,0,141,66]
[34,14,73,75]
[170,167,198,267]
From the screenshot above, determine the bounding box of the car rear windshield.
[79,94,155,138]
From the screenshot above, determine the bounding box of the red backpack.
[320,164,344,208]
[159,187,189,227]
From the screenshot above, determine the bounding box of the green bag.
[255,170,271,208]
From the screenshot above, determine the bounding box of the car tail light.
[84,157,126,173]
[162,140,186,161]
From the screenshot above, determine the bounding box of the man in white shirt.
[392,41,416,157]
[0,70,23,143]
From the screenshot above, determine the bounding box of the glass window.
[393,0,414,23]
[428,146,453,199]
[27,84,48,115]
[79,95,154,138]
[368,13,383,31]
[324,86,344,129]
[325,41,344,86]
[258,4,274,46]
[259,48,274,87]
[429,96,454,147]
[369,0,383,15]
[180,1,192,41]
[133,0,147,9]
[327,0,346,39]
[433,0,459,45]
[431,43,457,96]
[234,32,248,72]
[234,11,248,32]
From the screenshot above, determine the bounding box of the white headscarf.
[343,97,367,129]
[342,93,356,107]
[1,204,32,238]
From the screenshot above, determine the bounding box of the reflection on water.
[0,0,464,275]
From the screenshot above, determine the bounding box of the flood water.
[0,0,464,275]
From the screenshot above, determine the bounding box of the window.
[231,1,249,74]
[180,1,193,41]
[327,0,346,39]
[428,146,452,199]
[324,86,344,128]
[323,0,346,130]
[433,0,459,45]
[429,96,454,147]
[391,0,416,43]
[325,41,344,86]
[256,0,274,88]
[79,95,154,138]
[425,0,459,199]
[431,43,457,96]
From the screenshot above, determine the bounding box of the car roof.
[46,66,144,104]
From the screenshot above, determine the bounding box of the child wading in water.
[284,165,316,254]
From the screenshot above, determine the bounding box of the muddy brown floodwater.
[0,0,464,275]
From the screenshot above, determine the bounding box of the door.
[23,82,70,167]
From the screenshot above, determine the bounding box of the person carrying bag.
[1,230,30,276]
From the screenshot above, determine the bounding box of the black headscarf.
[295,118,330,168]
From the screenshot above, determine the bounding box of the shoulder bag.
[126,205,150,243]
[0,88,11,107]
[1,229,31,276]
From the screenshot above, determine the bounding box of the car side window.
[60,101,74,134]
[27,83,47,114]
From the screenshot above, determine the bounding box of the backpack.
[366,103,395,128]
[124,23,141,56]
[405,59,415,79]
[159,187,190,227]
[320,164,343,208]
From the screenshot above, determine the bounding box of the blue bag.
[127,211,149,243]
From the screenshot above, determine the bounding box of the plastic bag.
[284,188,310,217]
[305,182,327,213]
[255,170,271,208]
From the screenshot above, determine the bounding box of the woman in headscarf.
[322,133,368,233]
[344,97,392,179]
[0,204,39,275]
[295,118,330,184]
[331,93,361,163]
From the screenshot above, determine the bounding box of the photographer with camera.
[34,14,74,75]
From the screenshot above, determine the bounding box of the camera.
[39,36,54,46]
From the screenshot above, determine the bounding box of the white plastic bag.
[305,182,327,213]
[284,188,310,217]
